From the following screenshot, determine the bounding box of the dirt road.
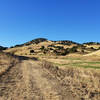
[0,59,78,100]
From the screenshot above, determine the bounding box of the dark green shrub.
[55,46,64,50]
[30,50,34,53]
[98,47,100,50]
[68,46,78,53]
[60,49,69,56]
[48,45,55,47]
[43,49,48,54]
[81,50,84,53]
[49,48,53,50]
[40,46,45,50]
[0,46,7,50]
[90,47,94,49]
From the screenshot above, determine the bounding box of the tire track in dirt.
[22,60,61,100]
[22,60,43,100]
[0,59,78,100]
[22,60,78,100]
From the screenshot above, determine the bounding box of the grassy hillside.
[4,38,100,57]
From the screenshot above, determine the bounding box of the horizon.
[1,37,100,48]
[0,0,99,47]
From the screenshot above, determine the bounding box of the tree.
[30,50,34,53]
[40,46,45,50]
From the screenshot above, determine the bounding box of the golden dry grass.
[4,40,78,57]
[42,61,100,100]
[84,50,100,56]
[0,52,19,76]
[84,44,100,49]
[40,54,100,70]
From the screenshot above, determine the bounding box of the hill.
[84,50,100,56]
[0,46,7,50]
[4,38,100,57]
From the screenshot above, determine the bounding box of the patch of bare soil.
[20,60,78,100]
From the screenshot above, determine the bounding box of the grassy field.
[42,60,100,99]
[41,54,100,99]
[40,54,100,69]
[0,52,100,99]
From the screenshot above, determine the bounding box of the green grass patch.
[85,62,100,64]
[76,65,100,69]
[63,57,82,60]
[53,61,100,69]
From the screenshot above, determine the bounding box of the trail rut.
[0,59,78,100]
[21,60,78,100]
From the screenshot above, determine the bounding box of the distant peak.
[33,38,48,41]
[24,38,48,46]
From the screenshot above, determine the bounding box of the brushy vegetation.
[25,38,47,45]
[42,61,100,100]
[10,38,48,48]
[0,52,19,76]
[55,40,80,45]
[30,49,34,53]
[83,42,100,45]
[5,38,100,57]
[0,46,7,50]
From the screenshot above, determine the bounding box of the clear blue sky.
[0,0,99,47]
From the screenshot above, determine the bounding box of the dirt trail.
[21,60,78,100]
[0,59,78,100]
[22,61,59,100]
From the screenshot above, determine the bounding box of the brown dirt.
[0,57,78,100]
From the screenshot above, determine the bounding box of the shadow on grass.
[5,52,38,61]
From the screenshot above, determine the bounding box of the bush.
[55,46,64,50]
[98,47,100,50]
[40,46,45,50]
[0,46,7,50]
[61,49,69,56]
[30,50,34,53]
[68,46,78,53]
[90,47,94,50]
[49,48,53,50]
[53,49,69,56]
[81,50,84,53]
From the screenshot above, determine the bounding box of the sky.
[0,0,99,47]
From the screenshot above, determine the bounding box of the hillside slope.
[4,38,100,57]
[84,50,100,56]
